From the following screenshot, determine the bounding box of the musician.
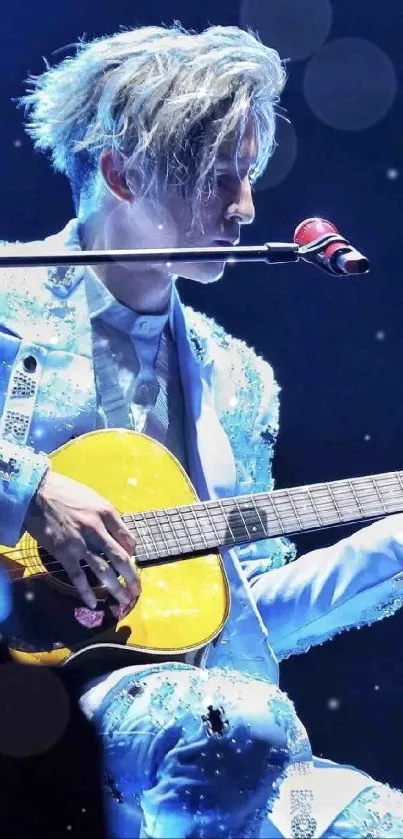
[1,22,403,838]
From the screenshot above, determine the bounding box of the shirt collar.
[64,218,174,338]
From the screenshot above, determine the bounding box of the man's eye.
[216,171,254,188]
[216,173,234,187]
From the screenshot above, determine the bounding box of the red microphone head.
[294,218,341,257]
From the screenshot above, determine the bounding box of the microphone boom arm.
[0,242,299,268]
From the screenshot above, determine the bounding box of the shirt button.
[136,384,150,404]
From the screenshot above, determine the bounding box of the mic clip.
[298,233,351,275]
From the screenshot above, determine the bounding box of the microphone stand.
[0,242,299,268]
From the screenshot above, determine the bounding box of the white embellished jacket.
[4,221,403,834]
[1,220,403,683]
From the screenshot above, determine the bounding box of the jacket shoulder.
[0,238,52,328]
[0,235,84,346]
[184,305,280,438]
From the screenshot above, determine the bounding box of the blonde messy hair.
[19,23,286,217]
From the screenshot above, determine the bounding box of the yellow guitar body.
[0,430,230,666]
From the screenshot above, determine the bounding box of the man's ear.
[99,148,132,202]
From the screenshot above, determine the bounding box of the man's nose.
[225,176,255,226]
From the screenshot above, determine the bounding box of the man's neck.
[77,213,173,315]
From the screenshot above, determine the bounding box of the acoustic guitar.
[0,428,401,668]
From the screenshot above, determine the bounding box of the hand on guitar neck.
[23,469,141,610]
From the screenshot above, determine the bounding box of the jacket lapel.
[172,287,236,501]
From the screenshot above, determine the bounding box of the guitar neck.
[124,470,403,566]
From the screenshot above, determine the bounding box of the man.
[1,22,403,838]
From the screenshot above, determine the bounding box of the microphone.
[294,218,370,276]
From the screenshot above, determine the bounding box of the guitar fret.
[357,477,382,505]
[273,491,302,530]
[176,507,215,535]
[349,481,384,516]
[134,538,151,561]
[207,501,230,537]
[143,511,169,554]
[330,481,363,519]
[202,502,222,546]
[133,522,159,560]
[222,497,273,541]
[178,508,198,551]
[366,477,401,513]
[234,498,254,540]
[324,483,342,523]
[153,509,182,555]
[368,477,387,513]
[308,486,341,524]
[165,512,193,553]
[373,475,398,512]
[264,494,285,534]
[122,514,151,561]
[250,497,269,538]
[284,490,303,530]
[218,498,238,543]
[238,501,268,537]
[151,510,171,556]
[393,472,403,509]
[330,479,385,520]
[290,488,323,527]
[185,505,209,549]
[171,508,197,551]
[256,502,292,532]
[395,472,403,493]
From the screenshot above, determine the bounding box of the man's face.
[112,127,258,285]
[163,129,258,284]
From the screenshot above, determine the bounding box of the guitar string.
[3,480,402,557]
[2,474,402,569]
[0,510,403,587]
[3,467,401,572]
[0,473,401,579]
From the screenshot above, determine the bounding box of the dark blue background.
[1,0,402,833]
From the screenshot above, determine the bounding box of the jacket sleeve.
[232,355,403,660]
[0,268,50,547]
[229,356,403,659]
[246,514,403,661]
[0,437,49,547]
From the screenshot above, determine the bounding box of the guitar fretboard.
[123,470,403,565]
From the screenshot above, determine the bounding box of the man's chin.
[179,260,226,284]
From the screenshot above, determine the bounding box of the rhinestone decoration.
[3,411,29,442]
[11,371,36,399]
[46,265,82,298]
[290,788,316,839]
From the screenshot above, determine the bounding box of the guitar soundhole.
[38,547,105,597]
[5,547,119,654]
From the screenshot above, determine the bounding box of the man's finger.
[102,508,136,555]
[60,554,97,610]
[86,551,132,605]
[99,527,141,596]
